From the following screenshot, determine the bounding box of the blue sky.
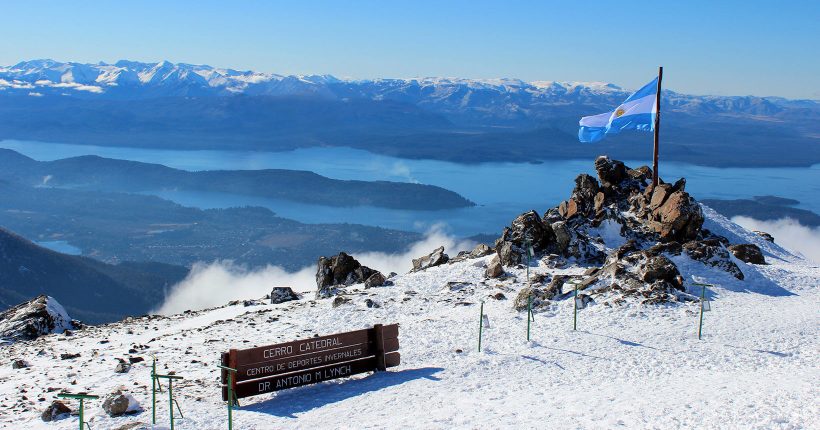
[1,0,817,98]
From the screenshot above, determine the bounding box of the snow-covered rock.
[0,295,74,341]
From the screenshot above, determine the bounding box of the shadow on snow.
[240,367,444,418]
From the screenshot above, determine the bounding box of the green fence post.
[151,356,157,425]
[693,281,712,340]
[573,284,578,331]
[478,300,484,352]
[698,284,706,340]
[57,392,99,430]
[218,364,238,430]
[154,374,184,430]
[79,398,84,430]
[527,294,532,341]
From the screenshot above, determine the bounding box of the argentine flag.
[578,77,658,143]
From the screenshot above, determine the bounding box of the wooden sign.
[221,324,399,400]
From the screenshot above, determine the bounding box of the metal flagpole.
[652,66,663,187]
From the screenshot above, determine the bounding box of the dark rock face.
[11,359,29,369]
[364,272,387,289]
[0,295,74,342]
[728,244,766,264]
[412,246,449,272]
[315,252,382,298]
[496,241,521,267]
[270,287,300,304]
[499,210,555,251]
[640,255,684,289]
[41,400,71,422]
[494,210,557,267]
[595,156,628,187]
[683,240,744,280]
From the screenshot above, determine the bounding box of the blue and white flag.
[578,77,658,143]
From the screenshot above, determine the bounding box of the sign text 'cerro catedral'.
[221,324,399,399]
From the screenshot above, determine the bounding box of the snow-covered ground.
[1,210,818,429]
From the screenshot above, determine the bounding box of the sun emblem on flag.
[615,108,626,117]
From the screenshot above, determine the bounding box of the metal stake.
[699,284,706,340]
[218,364,239,430]
[573,285,579,331]
[57,392,99,430]
[527,294,532,341]
[154,373,184,430]
[478,300,484,352]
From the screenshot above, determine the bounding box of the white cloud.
[732,216,820,263]
[154,225,477,315]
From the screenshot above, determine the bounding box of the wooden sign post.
[221,324,399,401]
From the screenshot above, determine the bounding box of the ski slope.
[1,209,818,429]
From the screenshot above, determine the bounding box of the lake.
[3,139,819,237]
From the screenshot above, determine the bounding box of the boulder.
[332,296,352,308]
[315,253,381,298]
[485,255,504,278]
[639,255,684,289]
[411,246,449,272]
[469,243,493,258]
[627,165,653,182]
[364,272,387,289]
[728,244,766,264]
[649,183,673,210]
[513,285,552,311]
[496,241,521,267]
[41,400,71,422]
[270,287,300,304]
[11,359,29,369]
[753,231,775,242]
[114,359,131,374]
[0,295,74,342]
[102,390,141,417]
[594,156,628,187]
[551,221,571,253]
[499,210,555,251]
[649,190,704,242]
[569,174,600,217]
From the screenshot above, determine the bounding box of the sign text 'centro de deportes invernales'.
[221,324,399,399]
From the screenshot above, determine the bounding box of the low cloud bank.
[155,226,477,315]
[732,216,820,263]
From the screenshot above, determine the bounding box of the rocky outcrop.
[315,253,382,298]
[728,244,766,264]
[0,295,75,342]
[752,231,775,242]
[270,287,300,304]
[683,240,744,280]
[513,285,554,311]
[411,246,449,272]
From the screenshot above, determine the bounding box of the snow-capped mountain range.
[1,59,815,119]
